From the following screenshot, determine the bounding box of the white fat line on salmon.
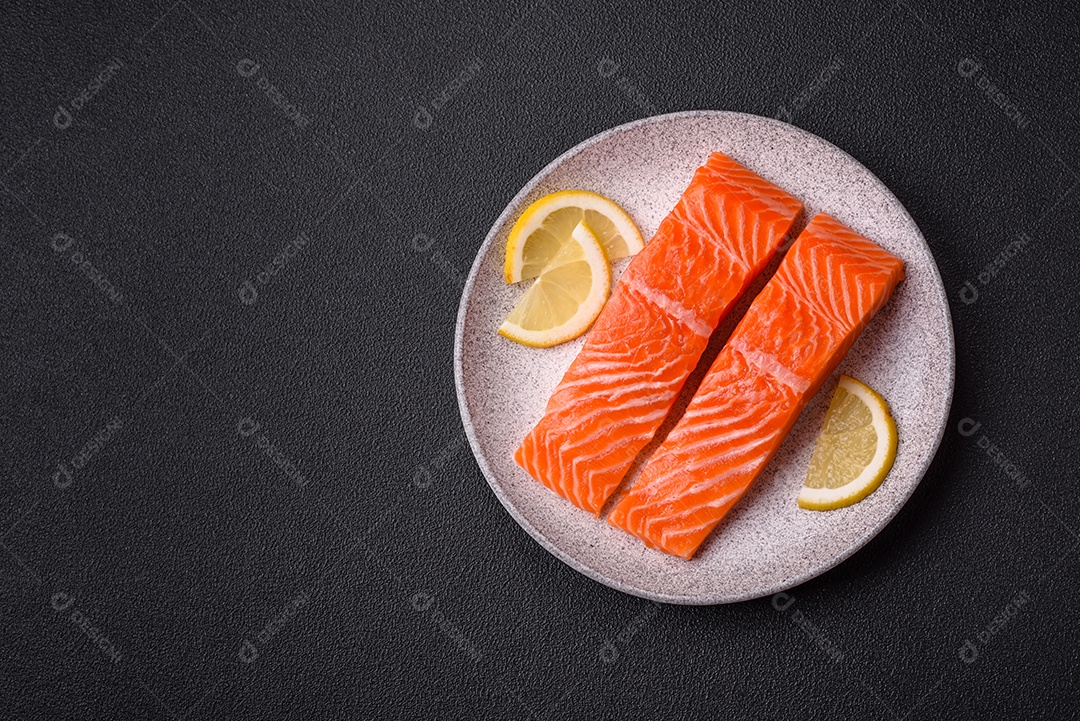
[673,213,754,275]
[698,165,803,220]
[557,400,667,460]
[551,361,686,397]
[729,340,810,394]
[636,468,749,509]
[623,277,712,338]
[645,488,746,539]
[770,272,855,331]
[649,435,774,482]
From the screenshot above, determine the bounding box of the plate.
[454,111,954,604]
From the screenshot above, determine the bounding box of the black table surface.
[3,1,1078,718]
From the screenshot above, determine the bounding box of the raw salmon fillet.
[514,153,804,513]
[607,213,905,558]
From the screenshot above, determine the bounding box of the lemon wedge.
[798,375,898,511]
[504,190,643,284]
[498,221,611,348]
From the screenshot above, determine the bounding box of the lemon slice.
[498,221,611,348]
[798,375,898,511]
[504,190,643,283]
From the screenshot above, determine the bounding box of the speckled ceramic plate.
[454,111,954,604]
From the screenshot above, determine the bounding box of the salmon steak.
[607,213,905,558]
[514,153,804,513]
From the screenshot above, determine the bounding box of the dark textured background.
[2,0,1078,718]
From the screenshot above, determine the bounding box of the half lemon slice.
[498,221,610,348]
[798,375,898,511]
[504,190,643,284]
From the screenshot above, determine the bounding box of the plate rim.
[453,109,956,605]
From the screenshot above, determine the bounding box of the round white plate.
[454,111,954,604]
